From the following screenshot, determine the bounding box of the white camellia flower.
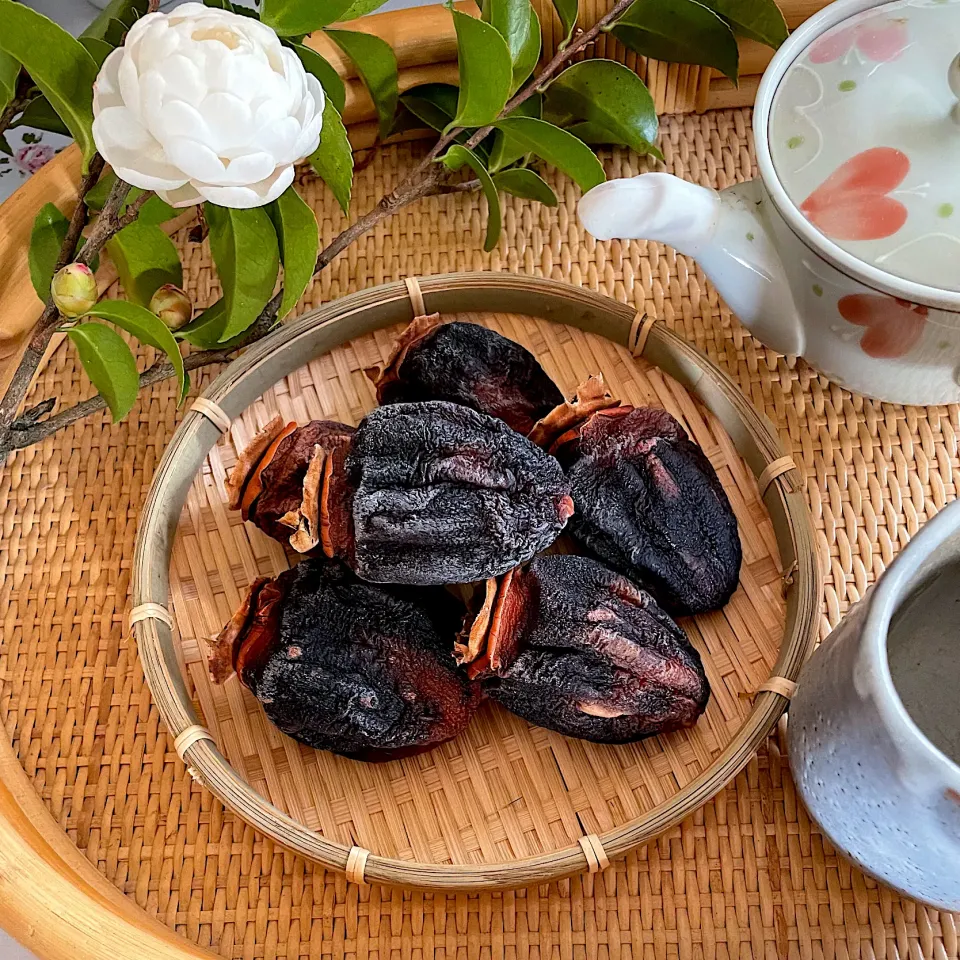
[92,2,325,209]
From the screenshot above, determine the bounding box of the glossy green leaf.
[548,59,658,157]
[308,97,353,214]
[177,298,227,348]
[66,322,140,422]
[292,43,346,113]
[336,0,390,21]
[401,82,460,132]
[0,0,99,169]
[79,36,115,68]
[203,0,236,8]
[550,0,578,44]
[493,168,557,206]
[483,0,541,94]
[564,120,628,146]
[12,96,71,137]
[261,0,355,35]
[449,9,512,129]
[610,0,739,83]
[106,221,183,307]
[325,28,398,138]
[29,202,70,302]
[488,94,539,172]
[440,144,501,252]
[492,117,604,191]
[81,0,148,42]
[0,51,18,115]
[267,186,319,321]
[84,298,188,403]
[204,203,281,342]
[699,0,787,47]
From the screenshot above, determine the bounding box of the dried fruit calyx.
[347,401,573,584]
[209,558,477,761]
[546,387,741,615]
[224,415,355,555]
[464,555,710,743]
[369,315,565,436]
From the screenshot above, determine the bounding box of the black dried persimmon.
[347,401,573,585]
[370,315,564,436]
[552,401,742,615]
[470,555,710,744]
[209,558,477,762]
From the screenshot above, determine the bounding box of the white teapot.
[579,0,960,406]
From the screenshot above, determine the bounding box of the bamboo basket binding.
[2,2,960,958]
[131,273,819,890]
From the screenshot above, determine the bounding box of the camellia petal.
[200,164,294,208]
[91,4,323,209]
[164,137,227,182]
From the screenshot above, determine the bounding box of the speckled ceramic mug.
[788,500,960,910]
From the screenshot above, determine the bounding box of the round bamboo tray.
[131,272,819,890]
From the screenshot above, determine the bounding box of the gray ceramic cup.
[788,500,960,910]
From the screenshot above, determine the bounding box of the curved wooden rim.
[132,273,821,891]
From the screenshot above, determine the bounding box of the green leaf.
[291,43,346,113]
[401,82,460,132]
[337,0,390,20]
[137,194,179,226]
[12,96,71,137]
[610,0,739,83]
[449,9,512,129]
[67,322,140,422]
[488,94,540,172]
[205,203,281,342]
[483,0,541,94]
[261,0,355,35]
[699,0,787,47]
[79,36,115,68]
[29,202,70,302]
[548,59,658,157]
[84,299,188,404]
[106,221,183,307]
[81,0,148,42]
[267,186,319,321]
[492,117,604,192]
[0,50,18,116]
[493,168,557,206]
[0,0,99,169]
[325,29,398,139]
[177,298,227,348]
[308,97,354,214]
[440,144,501,252]
[564,120,628,146]
[550,0,578,45]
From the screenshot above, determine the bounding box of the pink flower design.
[838,294,927,359]
[801,147,910,242]
[809,16,908,64]
[15,143,55,175]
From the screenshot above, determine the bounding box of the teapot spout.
[578,175,805,357]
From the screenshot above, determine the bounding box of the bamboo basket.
[131,273,819,890]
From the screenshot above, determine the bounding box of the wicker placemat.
[1,107,957,958]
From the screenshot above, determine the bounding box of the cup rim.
[861,499,960,783]
[753,0,960,312]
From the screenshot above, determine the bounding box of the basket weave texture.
[2,108,958,957]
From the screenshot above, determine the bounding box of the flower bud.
[51,263,98,318]
[149,284,193,330]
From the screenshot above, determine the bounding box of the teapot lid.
[769,0,960,293]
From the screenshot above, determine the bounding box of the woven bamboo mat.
[1,107,958,958]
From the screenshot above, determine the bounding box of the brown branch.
[4,0,634,458]
[76,174,135,267]
[0,71,33,140]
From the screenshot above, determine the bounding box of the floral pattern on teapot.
[837,293,928,358]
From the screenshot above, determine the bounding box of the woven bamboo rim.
[131,272,818,890]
